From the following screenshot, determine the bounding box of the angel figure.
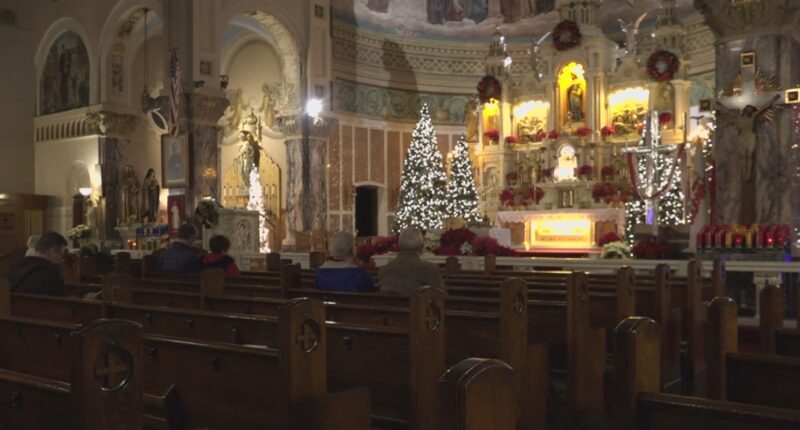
[224,88,247,130]
[716,94,780,181]
[618,13,647,56]
[258,84,277,129]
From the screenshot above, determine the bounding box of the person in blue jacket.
[315,231,376,293]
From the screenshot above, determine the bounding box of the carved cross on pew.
[296,320,320,354]
[513,292,526,314]
[94,348,130,390]
[423,302,441,333]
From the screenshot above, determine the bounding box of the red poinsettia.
[471,236,517,256]
[632,235,671,259]
[505,135,519,144]
[440,227,477,250]
[577,165,593,176]
[535,130,547,141]
[506,172,518,183]
[647,50,680,82]
[601,125,616,137]
[547,130,560,140]
[658,112,673,126]
[601,166,615,178]
[499,188,515,206]
[538,167,554,181]
[575,126,592,137]
[484,130,500,141]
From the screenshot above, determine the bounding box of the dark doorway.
[355,186,378,237]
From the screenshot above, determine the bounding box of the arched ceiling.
[332,0,696,42]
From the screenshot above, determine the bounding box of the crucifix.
[713,51,795,224]
[622,111,687,234]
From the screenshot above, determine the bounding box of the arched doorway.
[355,186,379,237]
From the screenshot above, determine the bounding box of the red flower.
[499,188,515,205]
[547,130,560,139]
[658,112,673,126]
[506,172,518,182]
[632,235,671,259]
[601,125,616,137]
[576,126,592,137]
[535,130,547,141]
[505,135,519,144]
[471,236,516,256]
[356,243,377,263]
[484,130,500,140]
[577,165,593,176]
[601,166,615,178]
[636,124,644,135]
[440,227,477,250]
[647,50,680,82]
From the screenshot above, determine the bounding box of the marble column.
[185,93,229,209]
[695,0,800,225]
[284,137,304,249]
[307,119,334,231]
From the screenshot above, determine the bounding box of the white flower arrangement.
[459,242,473,255]
[66,224,91,240]
[600,241,631,259]
[423,231,442,254]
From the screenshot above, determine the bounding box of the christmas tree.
[394,104,448,232]
[446,135,482,224]
[247,167,270,252]
[624,114,685,245]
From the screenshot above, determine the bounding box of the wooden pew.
[756,284,800,357]
[439,358,518,430]
[615,315,800,430]
[707,296,800,411]
[0,296,371,429]
[0,318,143,429]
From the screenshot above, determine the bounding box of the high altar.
[473,0,692,251]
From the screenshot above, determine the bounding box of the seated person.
[158,224,203,274]
[8,232,68,295]
[202,235,241,278]
[379,228,444,295]
[314,232,376,292]
[24,235,40,256]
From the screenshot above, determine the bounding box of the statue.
[119,165,141,224]
[618,13,647,57]
[716,94,780,180]
[567,74,584,122]
[141,168,160,223]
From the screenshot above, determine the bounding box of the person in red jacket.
[202,235,241,278]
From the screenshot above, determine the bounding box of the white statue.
[618,13,647,57]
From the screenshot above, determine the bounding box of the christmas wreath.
[477,75,502,103]
[552,20,581,51]
[647,50,680,82]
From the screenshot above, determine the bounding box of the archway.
[355,186,379,237]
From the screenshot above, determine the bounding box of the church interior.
[1,0,800,428]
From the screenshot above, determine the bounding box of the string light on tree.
[446,135,482,224]
[394,104,448,232]
[246,167,270,253]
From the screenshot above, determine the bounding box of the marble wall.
[714,34,799,225]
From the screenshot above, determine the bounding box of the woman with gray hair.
[378,228,444,294]
[314,231,376,292]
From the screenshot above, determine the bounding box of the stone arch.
[98,0,164,105]
[218,1,303,115]
[35,18,97,115]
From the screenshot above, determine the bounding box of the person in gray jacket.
[379,228,444,294]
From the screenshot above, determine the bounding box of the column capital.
[85,110,140,138]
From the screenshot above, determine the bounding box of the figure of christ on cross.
[716,94,780,181]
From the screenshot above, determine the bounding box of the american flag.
[169,48,182,136]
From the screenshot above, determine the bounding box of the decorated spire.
[653,0,685,54]
[485,27,512,80]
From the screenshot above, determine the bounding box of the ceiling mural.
[332,0,695,40]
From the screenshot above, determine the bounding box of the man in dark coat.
[158,224,203,274]
[8,232,68,295]
[379,228,444,295]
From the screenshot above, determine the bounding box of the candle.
[734,235,743,248]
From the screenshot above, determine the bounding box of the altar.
[495,208,625,253]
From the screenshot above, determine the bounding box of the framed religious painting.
[161,134,189,188]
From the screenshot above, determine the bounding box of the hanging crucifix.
[714,51,787,225]
[622,111,687,234]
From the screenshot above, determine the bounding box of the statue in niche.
[119,165,141,224]
[465,97,479,142]
[517,116,544,143]
[566,74,584,122]
[141,168,160,224]
[716,94,780,181]
[238,111,264,185]
[258,84,277,129]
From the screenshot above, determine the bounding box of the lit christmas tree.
[624,115,686,245]
[246,167,270,252]
[394,104,448,232]
[446,135,482,224]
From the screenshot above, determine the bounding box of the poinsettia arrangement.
[658,112,673,126]
[547,130,560,140]
[601,166,615,179]
[575,126,592,137]
[535,130,547,141]
[505,135,519,144]
[576,165,593,177]
[600,125,616,137]
[598,231,622,246]
[632,234,671,259]
[484,130,500,141]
